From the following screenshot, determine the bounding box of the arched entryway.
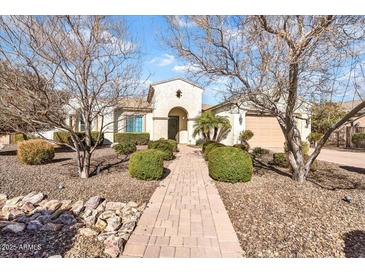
[168,107,188,143]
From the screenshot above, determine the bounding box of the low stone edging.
[0,192,146,258]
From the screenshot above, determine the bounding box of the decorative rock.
[84,196,103,211]
[95,218,107,231]
[22,192,44,205]
[119,221,136,234]
[58,184,64,190]
[27,220,43,231]
[8,208,24,220]
[62,222,84,232]
[98,210,116,220]
[0,220,14,229]
[71,200,84,215]
[79,227,99,237]
[48,255,62,258]
[3,196,23,209]
[126,201,138,208]
[2,222,26,233]
[105,216,122,232]
[42,200,62,213]
[84,210,98,226]
[0,194,8,207]
[97,231,117,241]
[41,223,63,231]
[343,195,352,203]
[96,200,106,213]
[60,200,73,210]
[21,202,35,213]
[58,213,76,225]
[105,202,126,211]
[103,235,126,258]
[36,214,52,224]
[16,215,30,223]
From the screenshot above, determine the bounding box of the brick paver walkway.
[122,145,243,258]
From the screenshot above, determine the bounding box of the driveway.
[268,147,364,169]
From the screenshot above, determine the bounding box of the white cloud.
[149,54,175,66]
[172,63,200,73]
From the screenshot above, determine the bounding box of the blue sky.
[122,16,222,106]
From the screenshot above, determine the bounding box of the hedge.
[114,132,150,145]
[148,140,174,160]
[352,132,365,146]
[128,149,164,180]
[208,147,252,183]
[114,142,137,156]
[17,139,55,165]
[204,142,225,160]
[54,131,104,146]
[159,138,178,152]
[271,152,289,168]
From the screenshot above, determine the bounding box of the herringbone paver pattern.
[122,145,243,258]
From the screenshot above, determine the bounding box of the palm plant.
[193,111,231,142]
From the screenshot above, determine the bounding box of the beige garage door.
[246,115,285,148]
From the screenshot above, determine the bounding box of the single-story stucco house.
[1,78,311,148]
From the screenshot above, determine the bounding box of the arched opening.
[168,107,188,143]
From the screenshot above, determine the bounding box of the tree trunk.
[212,127,218,141]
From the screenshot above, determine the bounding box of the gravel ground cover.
[215,156,365,258]
[0,145,160,203]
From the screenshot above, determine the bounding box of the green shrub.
[204,143,225,160]
[15,133,29,143]
[54,131,104,146]
[307,132,323,144]
[202,140,216,153]
[17,139,55,165]
[148,140,174,160]
[271,152,289,168]
[208,147,252,183]
[159,138,178,152]
[114,132,150,145]
[128,149,164,180]
[239,129,254,142]
[233,143,250,152]
[114,142,137,156]
[352,132,365,146]
[252,147,269,157]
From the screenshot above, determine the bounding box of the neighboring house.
[0,78,311,148]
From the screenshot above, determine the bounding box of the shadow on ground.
[343,230,365,258]
[340,165,365,175]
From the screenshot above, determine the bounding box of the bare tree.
[165,15,365,182]
[0,16,141,178]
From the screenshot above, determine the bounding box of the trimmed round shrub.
[271,152,289,168]
[239,129,254,142]
[114,142,137,156]
[208,147,252,183]
[204,143,225,160]
[17,139,55,165]
[352,132,365,147]
[202,140,216,153]
[148,140,174,160]
[128,149,164,180]
[233,143,250,152]
[159,138,178,152]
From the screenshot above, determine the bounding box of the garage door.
[245,115,285,148]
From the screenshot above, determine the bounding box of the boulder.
[41,223,63,231]
[84,196,103,211]
[36,213,52,224]
[97,231,117,242]
[79,227,99,237]
[96,200,106,212]
[83,210,98,226]
[60,200,73,210]
[27,220,43,231]
[3,196,23,209]
[119,221,136,234]
[105,216,122,232]
[95,218,107,231]
[42,200,62,213]
[21,202,35,213]
[2,222,26,233]
[22,192,44,205]
[70,200,84,215]
[105,202,126,211]
[0,220,14,229]
[0,194,7,206]
[103,236,126,258]
[57,213,77,225]
[98,210,116,220]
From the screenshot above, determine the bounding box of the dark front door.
[168,116,179,141]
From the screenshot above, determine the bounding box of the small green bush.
[17,139,55,165]
[252,147,269,157]
[233,143,250,152]
[114,142,137,156]
[128,149,164,180]
[15,133,30,143]
[54,131,104,146]
[159,138,178,152]
[272,152,289,168]
[114,132,150,145]
[204,143,225,160]
[148,140,174,160]
[239,129,254,142]
[202,140,216,153]
[284,141,309,155]
[307,132,323,144]
[352,132,365,146]
[208,147,252,183]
